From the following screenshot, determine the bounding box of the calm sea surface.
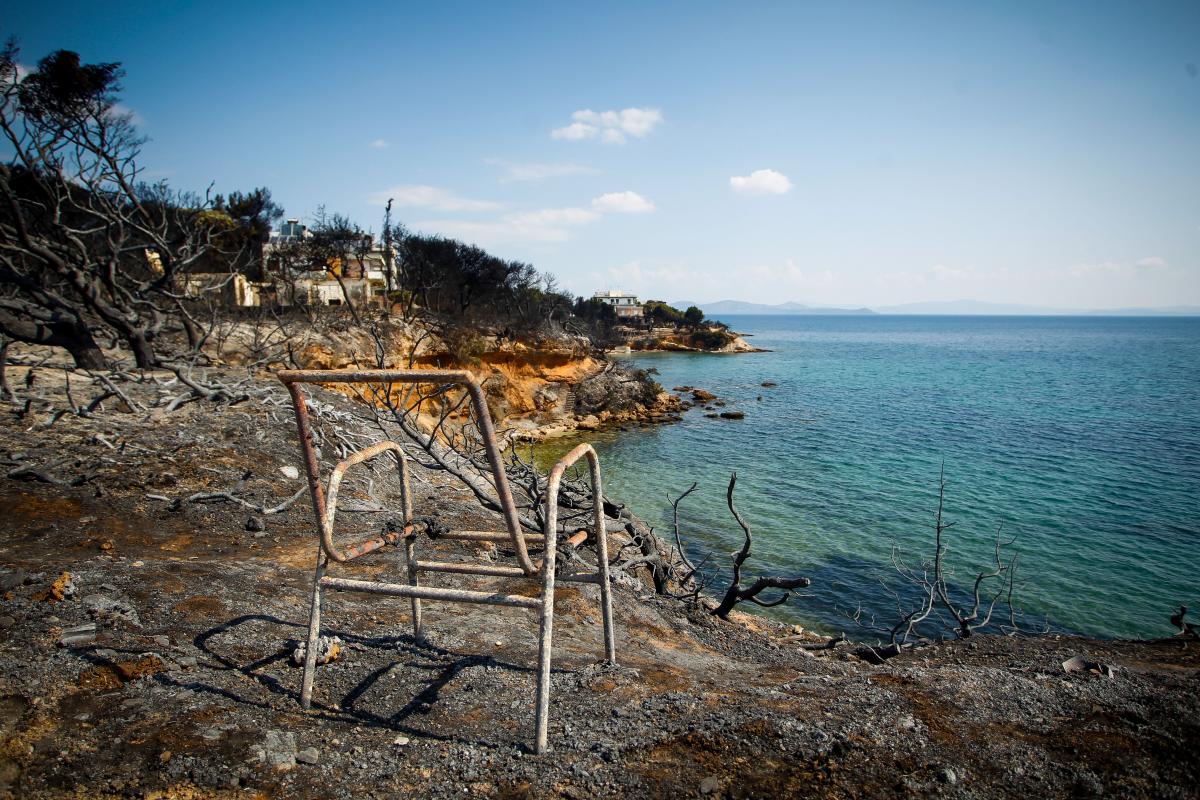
[534,315,1200,639]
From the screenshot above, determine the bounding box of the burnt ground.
[0,364,1198,799]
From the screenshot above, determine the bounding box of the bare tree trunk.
[66,338,108,370]
[712,473,810,619]
[176,300,201,352]
[0,306,108,370]
[329,268,363,326]
[0,337,9,399]
[126,331,157,369]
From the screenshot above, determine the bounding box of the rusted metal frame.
[339,524,413,562]
[286,381,331,710]
[414,560,529,578]
[286,380,414,709]
[546,443,616,662]
[280,369,620,754]
[320,576,541,609]
[322,440,410,563]
[558,573,601,584]
[533,443,615,754]
[277,369,535,575]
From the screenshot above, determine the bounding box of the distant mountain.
[672,299,875,315]
[872,300,1200,316]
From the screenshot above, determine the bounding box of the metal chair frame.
[278,369,616,754]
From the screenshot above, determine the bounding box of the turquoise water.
[535,315,1200,640]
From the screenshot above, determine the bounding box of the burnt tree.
[0,44,258,368]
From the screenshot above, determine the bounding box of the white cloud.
[591,191,655,214]
[107,102,144,126]
[551,107,663,144]
[604,260,709,292]
[414,206,598,244]
[508,207,599,227]
[1067,256,1169,278]
[369,184,501,212]
[551,121,597,141]
[930,263,980,281]
[730,169,793,196]
[405,186,653,246]
[370,139,389,149]
[746,258,836,289]
[484,159,597,182]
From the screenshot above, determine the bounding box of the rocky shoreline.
[0,365,1196,798]
[615,332,767,354]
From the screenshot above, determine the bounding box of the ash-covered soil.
[0,366,1197,799]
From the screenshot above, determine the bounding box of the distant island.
[674,298,1200,317]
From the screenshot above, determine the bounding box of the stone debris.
[1062,655,1116,678]
[83,593,141,627]
[292,635,342,666]
[250,731,297,771]
[295,747,319,765]
[35,571,75,602]
[58,622,96,647]
[245,516,265,532]
[280,465,300,480]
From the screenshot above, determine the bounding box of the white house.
[592,290,642,319]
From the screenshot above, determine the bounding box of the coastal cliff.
[290,319,685,442]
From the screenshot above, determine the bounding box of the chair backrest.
[276,368,536,575]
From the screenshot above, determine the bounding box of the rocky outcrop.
[624,327,766,353]
[293,319,678,443]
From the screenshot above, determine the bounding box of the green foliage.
[643,300,686,326]
[399,233,575,338]
[15,49,122,122]
[688,328,735,349]
[632,368,663,405]
[684,305,705,328]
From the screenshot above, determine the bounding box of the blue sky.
[7,1,1199,308]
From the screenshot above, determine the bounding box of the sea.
[533,315,1200,640]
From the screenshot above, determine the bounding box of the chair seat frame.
[279,369,615,754]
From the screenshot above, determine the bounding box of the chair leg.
[405,538,422,640]
[534,556,557,754]
[597,559,616,665]
[300,550,327,709]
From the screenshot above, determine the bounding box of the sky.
[6,1,1200,309]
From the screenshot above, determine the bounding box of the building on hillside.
[271,218,310,244]
[175,222,398,309]
[592,290,643,319]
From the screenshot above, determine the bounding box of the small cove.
[532,314,1200,639]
